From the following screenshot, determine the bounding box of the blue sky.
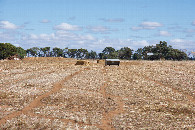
[0,0,195,53]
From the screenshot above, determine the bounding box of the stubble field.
[0,57,194,129]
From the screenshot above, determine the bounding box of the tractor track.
[0,65,72,87]
[99,68,125,130]
[131,70,195,104]
[1,68,55,87]
[0,67,90,126]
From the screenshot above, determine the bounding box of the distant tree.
[102,47,117,59]
[102,47,115,55]
[26,49,31,57]
[118,47,133,60]
[0,43,17,60]
[133,48,143,60]
[87,50,97,59]
[40,47,50,57]
[67,49,77,58]
[27,47,39,57]
[142,45,153,60]
[63,47,68,58]
[40,48,46,57]
[52,47,63,57]
[98,53,104,59]
[76,48,88,59]
[109,51,118,59]
[171,49,188,60]
[44,47,50,57]
[16,47,26,58]
[154,41,171,60]
[141,41,188,60]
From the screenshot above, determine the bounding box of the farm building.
[105,59,120,66]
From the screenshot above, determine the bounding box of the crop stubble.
[0,58,194,129]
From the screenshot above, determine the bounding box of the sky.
[0,0,195,53]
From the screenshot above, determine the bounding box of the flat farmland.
[0,58,194,129]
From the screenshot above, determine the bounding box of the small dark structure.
[105,59,120,66]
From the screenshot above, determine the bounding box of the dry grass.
[0,58,194,129]
[75,60,90,65]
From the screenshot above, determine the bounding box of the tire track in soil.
[131,70,195,104]
[0,67,90,126]
[1,67,59,87]
[99,68,125,130]
[27,112,100,128]
[1,61,72,86]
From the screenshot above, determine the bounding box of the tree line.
[0,41,193,60]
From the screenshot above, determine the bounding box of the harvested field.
[0,58,194,129]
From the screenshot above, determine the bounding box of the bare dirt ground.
[0,58,194,129]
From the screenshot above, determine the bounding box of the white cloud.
[18,30,152,52]
[159,31,172,36]
[92,39,150,52]
[20,30,96,49]
[132,21,163,30]
[40,19,50,23]
[184,29,195,33]
[183,29,195,37]
[0,21,18,29]
[170,39,195,50]
[132,40,149,46]
[54,23,82,31]
[170,39,184,43]
[87,26,110,33]
[141,22,163,29]
[100,18,124,22]
[131,26,143,31]
[192,20,195,26]
[0,31,17,41]
[87,26,118,34]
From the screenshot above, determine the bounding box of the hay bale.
[75,60,90,65]
[97,60,105,64]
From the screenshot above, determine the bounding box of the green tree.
[154,41,170,60]
[98,53,104,59]
[26,49,31,57]
[171,49,188,60]
[44,47,50,57]
[52,47,63,57]
[16,47,26,58]
[40,48,46,57]
[142,45,153,60]
[118,47,133,60]
[141,41,188,60]
[40,47,50,57]
[67,49,77,58]
[63,47,68,58]
[27,47,39,57]
[0,43,17,60]
[102,47,117,59]
[76,48,88,59]
[87,50,97,59]
[133,48,143,60]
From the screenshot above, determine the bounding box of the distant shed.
[105,59,120,66]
